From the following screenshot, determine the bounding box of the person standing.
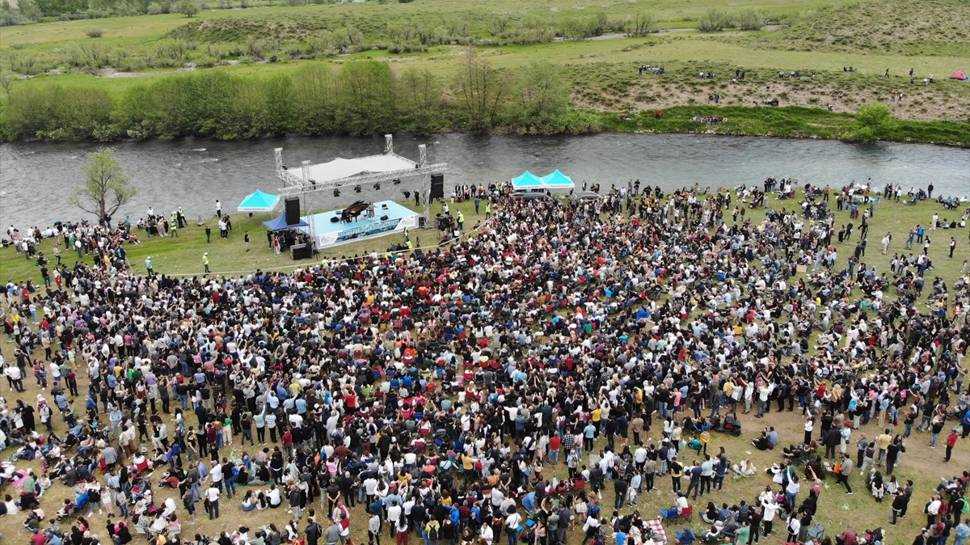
[786,513,801,543]
[306,517,323,545]
[954,519,970,545]
[327,522,344,545]
[216,199,223,218]
[944,428,959,462]
[891,489,909,524]
[4,363,25,393]
[835,454,854,494]
[206,484,221,519]
[949,237,957,258]
[202,252,210,274]
[368,511,381,545]
[145,256,153,277]
[926,495,942,528]
[886,436,904,475]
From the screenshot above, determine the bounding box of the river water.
[2,133,968,229]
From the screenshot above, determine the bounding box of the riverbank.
[600,106,970,148]
[1,65,967,147]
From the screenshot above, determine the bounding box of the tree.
[396,68,444,134]
[511,61,569,131]
[453,47,509,133]
[625,12,657,37]
[175,0,198,17]
[846,103,895,143]
[336,61,396,135]
[290,63,339,135]
[70,148,136,225]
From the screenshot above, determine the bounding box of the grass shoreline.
[2,104,967,148]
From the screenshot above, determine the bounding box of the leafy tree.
[70,148,136,225]
[396,68,444,134]
[697,9,731,32]
[625,12,657,37]
[290,63,339,135]
[175,0,199,17]
[33,0,85,17]
[262,74,295,136]
[336,61,395,135]
[453,47,508,133]
[846,103,895,143]
[511,61,569,131]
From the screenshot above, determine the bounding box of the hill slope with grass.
[0,0,967,144]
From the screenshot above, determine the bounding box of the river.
[2,134,969,229]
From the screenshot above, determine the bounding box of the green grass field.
[0,199,485,282]
[0,0,845,48]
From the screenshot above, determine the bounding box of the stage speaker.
[284,197,301,225]
[380,215,389,221]
[291,243,311,260]
[419,216,427,228]
[430,173,444,201]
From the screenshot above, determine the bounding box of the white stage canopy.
[291,154,417,186]
[275,135,444,197]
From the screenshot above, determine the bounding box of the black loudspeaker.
[284,197,300,225]
[430,173,444,201]
[419,216,426,228]
[291,243,311,260]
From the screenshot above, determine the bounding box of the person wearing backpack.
[306,518,323,545]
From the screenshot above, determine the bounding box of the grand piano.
[340,201,371,223]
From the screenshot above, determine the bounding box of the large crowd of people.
[0,182,968,545]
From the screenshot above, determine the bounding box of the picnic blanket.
[645,518,668,544]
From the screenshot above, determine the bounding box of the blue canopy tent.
[512,170,576,191]
[539,170,575,189]
[262,214,308,232]
[237,190,281,213]
[511,171,544,191]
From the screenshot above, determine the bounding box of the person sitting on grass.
[752,429,773,451]
[675,527,696,545]
[241,490,258,512]
[661,492,690,520]
[731,460,757,479]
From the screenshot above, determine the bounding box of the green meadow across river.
[0,0,968,145]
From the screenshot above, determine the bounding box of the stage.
[297,200,420,250]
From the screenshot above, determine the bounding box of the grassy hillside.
[0,0,967,144]
[740,0,970,56]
